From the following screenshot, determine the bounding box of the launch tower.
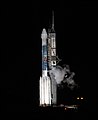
[47,11,57,105]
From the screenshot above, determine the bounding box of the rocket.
[39,28,51,106]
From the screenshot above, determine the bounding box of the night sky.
[0,1,97,112]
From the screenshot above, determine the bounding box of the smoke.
[49,65,77,90]
[49,66,66,84]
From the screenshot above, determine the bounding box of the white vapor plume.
[63,72,77,90]
[49,65,77,90]
[49,66,66,84]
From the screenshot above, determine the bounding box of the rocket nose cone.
[42,28,47,35]
[41,28,47,39]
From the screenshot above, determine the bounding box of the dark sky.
[0,1,97,112]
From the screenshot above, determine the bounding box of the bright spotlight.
[77,97,79,99]
[81,97,83,99]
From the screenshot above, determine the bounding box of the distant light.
[60,104,64,107]
[65,108,67,110]
[77,97,79,99]
[81,97,83,99]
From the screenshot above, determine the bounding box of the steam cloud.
[49,65,77,90]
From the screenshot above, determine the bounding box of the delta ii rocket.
[39,12,57,106]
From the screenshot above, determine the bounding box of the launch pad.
[38,104,79,113]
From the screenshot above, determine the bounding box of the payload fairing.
[39,12,57,106]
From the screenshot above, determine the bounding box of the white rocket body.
[39,29,51,106]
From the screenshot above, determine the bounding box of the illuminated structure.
[39,29,51,105]
[47,11,57,105]
[39,12,57,106]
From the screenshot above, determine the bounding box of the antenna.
[52,11,54,30]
